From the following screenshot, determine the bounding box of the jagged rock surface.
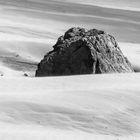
[36,27,134,76]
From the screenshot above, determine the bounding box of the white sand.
[62,0,140,11]
[0,0,140,139]
[0,74,140,139]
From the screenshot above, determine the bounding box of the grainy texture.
[36,27,134,76]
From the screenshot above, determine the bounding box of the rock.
[36,27,134,76]
[0,73,4,76]
[24,73,28,77]
[15,54,19,57]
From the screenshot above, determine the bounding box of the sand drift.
[0,0,140,140]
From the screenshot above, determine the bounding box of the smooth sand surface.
[0,0,140,139]
[0,74,140,139]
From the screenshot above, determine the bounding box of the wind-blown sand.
[61,0,140,11]
[0,0,140,139]
[1,74,140,139]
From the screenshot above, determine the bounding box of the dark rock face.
[36,27,134,76]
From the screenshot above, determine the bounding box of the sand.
[0,0,140,139]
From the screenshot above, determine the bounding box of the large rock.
[36,27,134,76]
